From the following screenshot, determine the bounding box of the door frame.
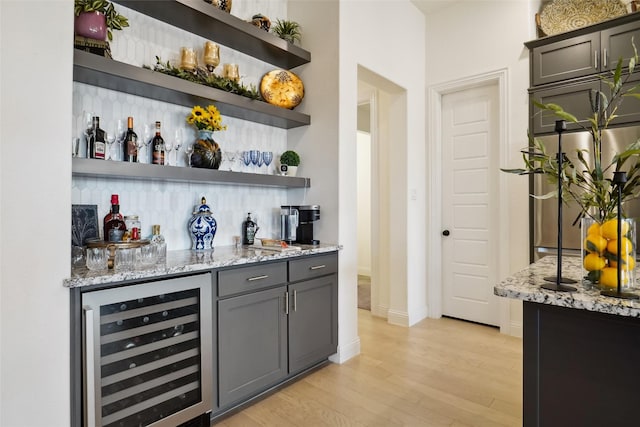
[426,69,511,333]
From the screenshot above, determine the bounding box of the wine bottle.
[103,194,127,241]
[123,116,138,162]
[151,121,165,165]
[151,224,167,264]
[242,213,257,245]
[88,116,106,160]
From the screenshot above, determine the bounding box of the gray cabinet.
[530,80,599,134]
[530,20,640,86]
[215,252,338,411]
[217,285,288,408]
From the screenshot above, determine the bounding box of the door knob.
[442,230,450,236]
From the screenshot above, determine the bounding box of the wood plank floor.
[217,310,523,426]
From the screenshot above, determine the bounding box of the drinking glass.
[262,151,273,174]
[115,248,135,271]
[115,119,125,161]
[241,150,252,172]
[164,132,174,166]
[249,150,260,173]
[105,127,116,161]
[185,144,194,167]
[256,152,264,172]
[174,128,183,166]
[86,248,108,271]
[141,123,152,163]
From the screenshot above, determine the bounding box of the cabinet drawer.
[218,262,287,297]
[289,253,338,282]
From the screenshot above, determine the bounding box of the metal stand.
[542,120,577,291]
[600,171,639,300]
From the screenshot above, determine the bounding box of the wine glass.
[241,150,252,172]
[164,130,174,166]
[81,111,94,157]
[104,126,116,161]
[185,144,194,167]
[115,119,125,161]
[249,149,260,173]
[141,123,152,163]
[256,151,264,172]
[174,128,183,166]
[262,151,273,174]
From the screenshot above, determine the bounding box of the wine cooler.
[82,273,213,427]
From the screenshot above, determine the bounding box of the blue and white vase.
[188,197,217,250]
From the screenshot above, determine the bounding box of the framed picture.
[72,204,99,246]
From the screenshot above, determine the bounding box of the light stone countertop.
[494,255,640,318]
[65,244,341,288]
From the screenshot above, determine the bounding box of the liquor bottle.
[151,121,165,165]
[123,117,138,162]
[88,116,106,160]
[103,194,127,241]
[242,213,257,245]
[151,225,167,264]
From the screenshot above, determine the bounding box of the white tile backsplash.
[72,1,296,249]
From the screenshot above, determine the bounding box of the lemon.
[599,267,630,289]
[583,234,608,254]
[601,219,630,240]
[583,253,607,271]
[606,237,633,255]
[587,222,602,236]
[609,254,636,270]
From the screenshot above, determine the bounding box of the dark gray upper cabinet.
[530,80,599,134]
[527,14,640,87]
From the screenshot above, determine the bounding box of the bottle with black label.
[151,121,165,165]
[242,213,257,245]
[103,194,126,241]
[88,116,106,160]
[123,117,138,162]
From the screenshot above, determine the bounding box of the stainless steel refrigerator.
[532,126,640,260]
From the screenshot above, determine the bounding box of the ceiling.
[411,0,461,15]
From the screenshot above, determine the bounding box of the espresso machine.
[280,205,320,245]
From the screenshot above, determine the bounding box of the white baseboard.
[407,305,428,326]
[509,321,523,338]
[387,309,409,327]
[329,336,361,364]
[357,268,371,277]
[371,303,388,318]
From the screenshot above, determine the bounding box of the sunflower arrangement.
[186,105,227,132]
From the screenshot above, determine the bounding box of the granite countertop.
[494,255,640,318]
[65,243,341,288]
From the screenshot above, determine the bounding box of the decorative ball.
[260,70,305,110]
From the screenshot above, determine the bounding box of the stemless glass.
[262,151,273,174]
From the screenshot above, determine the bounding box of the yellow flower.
[187,104,227,131]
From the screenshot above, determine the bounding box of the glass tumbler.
[86,247,108,271]
[136,244,158,268]
[115,248,136,271]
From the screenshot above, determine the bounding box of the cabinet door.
[532,33,600,86]
[288,275,338,374]
[601,20,640,70]
[530,80,600,135]
[606,71,640,126]
[218,286,287,408]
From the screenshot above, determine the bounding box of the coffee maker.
[280,205,320,245]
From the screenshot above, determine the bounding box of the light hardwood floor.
[218,309,523,426]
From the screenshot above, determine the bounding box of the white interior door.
[441,83,499,326]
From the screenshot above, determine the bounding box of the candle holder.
[204,41,220,72]
[180,47,197,71]
[542,120,577,292]
[222,63,239,82]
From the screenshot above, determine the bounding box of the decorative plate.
[260,70,304,110]
[540,0,627,36]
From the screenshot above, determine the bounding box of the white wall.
[425,0,536,335]
[0,1,73,425]
[356,131,371,276]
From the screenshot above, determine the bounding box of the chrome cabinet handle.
[310,264,326,270]
[84,306,96,427]
[285,291,289,315]
[594,50,598,69]
[603,48,608,68]
[293,290,297,312]
[247,274,269,281]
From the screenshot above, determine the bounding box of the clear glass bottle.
[151,224,167,264]
[124,215,141,240]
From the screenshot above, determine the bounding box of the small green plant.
[280,150,300,166]
[272,19,302,44]
[74,0,129,41]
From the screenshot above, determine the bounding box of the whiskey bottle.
[242,213,257,245]
[88,116,106,160]
[123,117,138,162]
[103,194,127,241]
[151,225,167,264]
[151,121,165,165]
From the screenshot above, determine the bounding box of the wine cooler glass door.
[82,273,213,427]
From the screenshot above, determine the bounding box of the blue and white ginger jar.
[188,197,217,250]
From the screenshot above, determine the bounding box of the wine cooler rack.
[82,274,213,427]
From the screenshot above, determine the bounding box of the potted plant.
[280,150,300,176]
[271,19,302,45]
[74,0,129,41]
